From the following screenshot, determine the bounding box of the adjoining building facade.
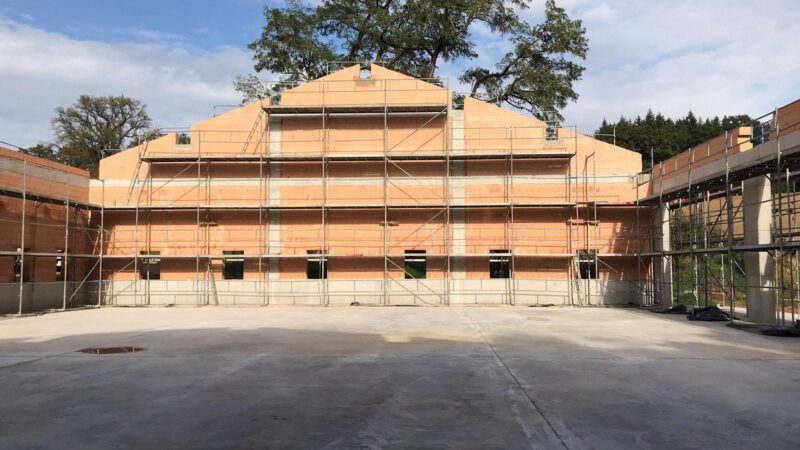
[0,146,96,313]
[90,64,647,307]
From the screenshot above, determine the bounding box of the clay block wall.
[650,126,752,186]
[0,150,95,282]
[775,99,800,137]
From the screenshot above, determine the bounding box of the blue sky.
[0,0,263,48]
[1,0,799,148]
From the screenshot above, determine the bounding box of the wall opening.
[307,250,328,279]
[140,251,161,280]
[578,250,597,279]
[404,250,427,279]
[56,250,64,281]
[223,251,244,280]
[490,250,511,279]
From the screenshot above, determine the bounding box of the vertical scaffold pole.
[98,180,105,307]
[776,107,786,325]
[725,131,735,321]
[509,126,516,306]
[382,81,389,305]
[62,172,71,310]
[17,160,28,315]
[444,93,451,306]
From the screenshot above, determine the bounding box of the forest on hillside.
[594,111,752,168]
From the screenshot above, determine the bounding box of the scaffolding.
[0,155,104,314]
[2,75,651,311]
[639,99,800,325]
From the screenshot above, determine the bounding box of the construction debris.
[687,306,730,322]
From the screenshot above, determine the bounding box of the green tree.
[595,111,752,168]
[241,0,588,120]
[52,95,153,176]
[20,143,63,163]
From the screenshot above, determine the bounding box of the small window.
[140,251,161,280]
[56,250,64,281]
[307,250,327,279]
[223,251,244,280]
[490,250,510,279]
[13,253,22,282]
[546,122,558,141]
[578,250,597,280]
[404,250,427,279]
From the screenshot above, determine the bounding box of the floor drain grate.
[79,346,145,355]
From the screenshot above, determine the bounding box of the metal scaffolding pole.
[62,172,71,310]
[258,154,265,305]
[725,130,736,321]
[17,159,27,315]
[444,102,451,306]
[195,153,201,305]
[97,179,105,307]
[146,162,153,305]
[322,103,329,306]
[775,107,786,325]
[203,159,209,306]
[382,83,389,305]
[509,128,516,306]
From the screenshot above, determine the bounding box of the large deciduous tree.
[52,95,152,176]
[20,143,62,162]
[239,0,587,120]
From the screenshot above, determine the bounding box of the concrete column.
[654,202,673,306]
[268,117,281,155]
[451,160,466,279]
[743,176,776,323]
[449,159,466,303]
[268,162,281,281]
[451,110,464,154]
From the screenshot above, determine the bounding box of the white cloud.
[0,17,253,147]
[2,0,799,150]
[560,0,800,133]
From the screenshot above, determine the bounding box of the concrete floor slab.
[0,307,798,449]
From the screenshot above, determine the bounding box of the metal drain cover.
[79,346,145,355]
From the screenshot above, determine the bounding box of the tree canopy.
[20,143,62,162]
[51,95,152,176]
[239,0,588,120]
[594,111,752,168]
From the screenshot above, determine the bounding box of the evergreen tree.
[595,111,752,168]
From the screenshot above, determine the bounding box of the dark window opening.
[140,251,161,280]
[307,250,327,279]
[490,250,511,279]
[13,253,22,282]
[56,250,64,281]
[578,250,597,280]
[546,122,558,141]
[223,251,244,280]
[404,250,427,279]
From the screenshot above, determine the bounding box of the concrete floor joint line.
[460,309,570,449]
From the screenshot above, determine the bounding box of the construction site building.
[0,64,649,310]
[5,64,799,325]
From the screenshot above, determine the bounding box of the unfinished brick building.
[2,64,649,310]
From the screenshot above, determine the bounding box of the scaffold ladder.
[206,261,219,306]
[240,109,265,156]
